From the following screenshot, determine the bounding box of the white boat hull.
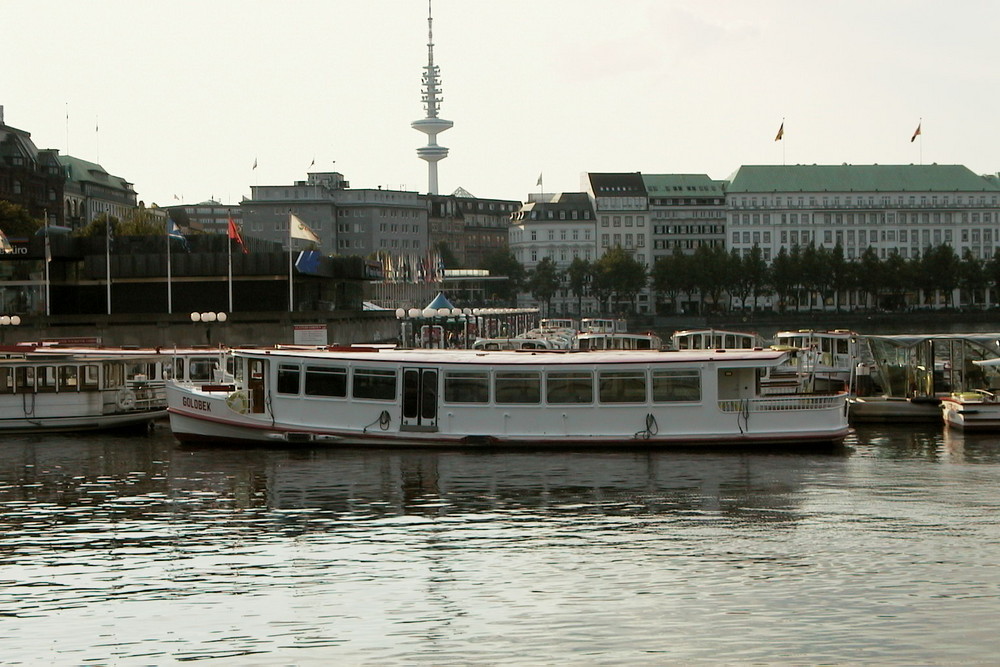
[941,394,1000,431]
[167,383,850,448]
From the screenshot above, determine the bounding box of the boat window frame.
[36,365,58,393]
[651,368,702,403]
[545,371,594,404]
[0,366,13,394]
[352,367,397,401]
[304,365,348,398]
[598,369,647,403]
[494,370,541,404]
[82,365,100,390]
[443,370,490,404]
[276,364,302,395]
[58,365,79,392]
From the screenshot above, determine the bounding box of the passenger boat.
[670,328,764,351]
[165,346,850,447]
[0,350,169,433]
[940,357,1000,431]
[770,329,861,393]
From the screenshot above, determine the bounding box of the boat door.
[401,367,438,431]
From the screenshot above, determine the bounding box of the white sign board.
[293,324,328,346]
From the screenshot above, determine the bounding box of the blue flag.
[168,220,190,251]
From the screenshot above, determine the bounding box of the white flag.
[290,214,320,243]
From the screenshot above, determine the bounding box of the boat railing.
[718,393,845,413]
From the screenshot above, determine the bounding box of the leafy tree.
[959,249,987,308]
[743,245,769,312]
[0,200,41,238]
[770,247,797,312]
[592,247,646,315]
[526,256,562,315]
[690,244,730,312]
[479,248,525,305]
[74,213,120,238]
[565,256,591,316]
[651,249,686,314]
[921,244,960,307]
[434,241,459,269]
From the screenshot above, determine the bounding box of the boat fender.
[226,390,250,414]
[116,388,137,411]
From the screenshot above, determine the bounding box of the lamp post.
[0,315,21,345]
[190,311,227,345]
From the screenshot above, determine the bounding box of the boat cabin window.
[546,371,593,404]
[189,358,217,382]
[171,358,184,381]
[495,371,541,404]
[0,367,12,393]
[59,365,79,391]
[103,363,124,389]
[15,367,34,392]
[352,368,397,400]
[305,365,347,397]
[443,371,489,403]
[599,370,646,403]
[82,365,99,390]
[652,369,701,402]
[37,366,57,393]
[277,364,301,395]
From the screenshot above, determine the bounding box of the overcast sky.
[5,0,998,207]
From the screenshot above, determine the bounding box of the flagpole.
[227,224,234,312]
[919,118,923,165]
[166,220,173,315]
[43,210,51,317]
[288,214,294,313]
[105,217,112,315]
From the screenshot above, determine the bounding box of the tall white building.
[727,164,1000,262]
[509,192,597,314]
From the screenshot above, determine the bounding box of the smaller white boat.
[941,357,1000,431]
[670,328,764,351]
[0,350,170,433]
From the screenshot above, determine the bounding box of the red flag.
[911,122,922,142]
[774,122,784,142]
[227,217,248,254]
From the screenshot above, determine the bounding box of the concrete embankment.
[2,311,401,348]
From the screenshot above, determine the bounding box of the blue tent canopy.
[425,292,455,311]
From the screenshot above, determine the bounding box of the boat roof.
[231,346,788,367]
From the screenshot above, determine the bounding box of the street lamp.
[0,315,21,345]
[190,311,227,345]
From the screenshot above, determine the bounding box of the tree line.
[479,243,1000,315]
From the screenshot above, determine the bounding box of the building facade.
[167,199,242,235]
[0,106,64,225]
[59,155,138,230]
[509,192,597,314]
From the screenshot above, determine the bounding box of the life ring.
[225,390,250,414]
[116,388,137,410]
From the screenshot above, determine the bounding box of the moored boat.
[166,345,850,448]
[941,357,1000,431]
[0,350,169,433]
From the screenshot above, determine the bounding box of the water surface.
[2,425,999,664]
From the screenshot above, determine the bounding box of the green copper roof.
[642,173,725,194]
[727,164,999,193]
[58,155,132,191]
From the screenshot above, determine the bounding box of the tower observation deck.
[411,0,452,195]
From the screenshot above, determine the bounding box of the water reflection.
[1,426,999,664]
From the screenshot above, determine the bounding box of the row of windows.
[444,368,701,404]
[600,215,647,227]
[0,364,111,394]
[274,364,703,405]
[732,227,1000,247]
[732,194,1000,208]
[601,233,646,248]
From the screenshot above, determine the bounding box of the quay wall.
[2,311,401,349]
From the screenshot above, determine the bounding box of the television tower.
[411,0,453,195]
